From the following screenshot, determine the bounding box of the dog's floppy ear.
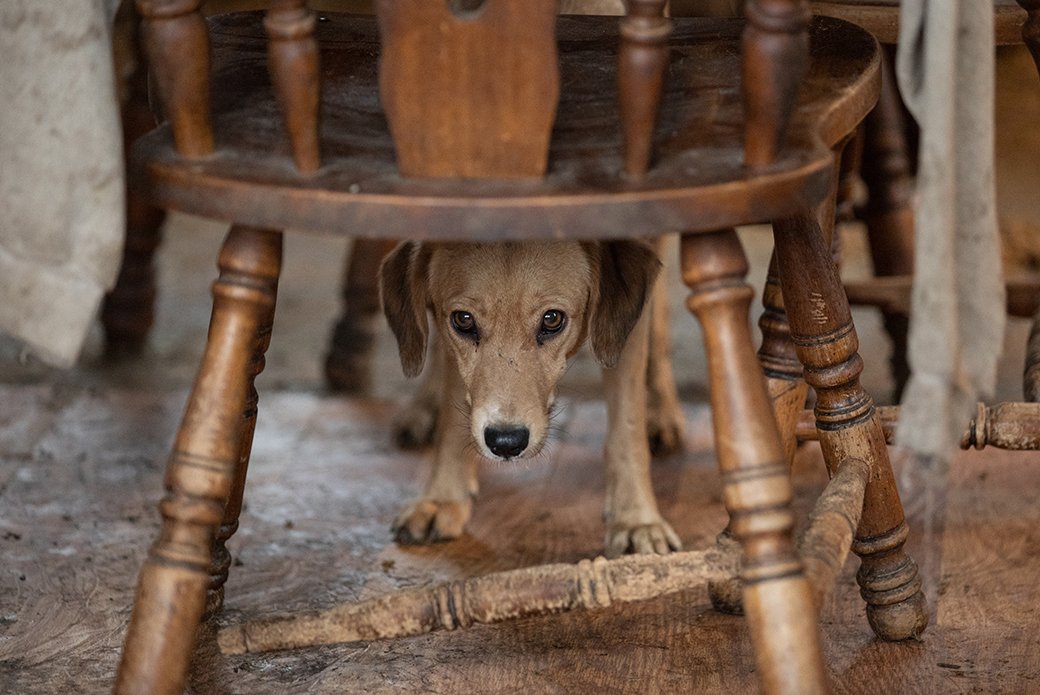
[380,241,432,378]
[585,240,661,369]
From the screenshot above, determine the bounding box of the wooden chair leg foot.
[116,226,282,695]
[853,522,928,640]
[773,209,929,643]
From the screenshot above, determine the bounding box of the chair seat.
[131,13,879,240]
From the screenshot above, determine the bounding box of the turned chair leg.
[758,253,810,467]
[103,5,166,356]
[772,209,929,641]
[115,226,283,695]
[683,229,828,695]
[860,48,915,402]
[703,251,810,617]
[325,238,399,393]
[207,289,278,616]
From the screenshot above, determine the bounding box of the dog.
[380,239,682,557]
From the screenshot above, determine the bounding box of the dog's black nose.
[484,426,530,459]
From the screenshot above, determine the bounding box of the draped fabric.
[894,0,1005,471]
[0,0,125,367]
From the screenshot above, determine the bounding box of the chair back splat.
[376,0,559,179]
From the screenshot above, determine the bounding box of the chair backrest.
[134,0,811,179]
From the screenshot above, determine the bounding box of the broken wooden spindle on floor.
[218,458,868,655]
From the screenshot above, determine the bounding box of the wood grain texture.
[129,14,880,239]
[115,227,283,695]
[218,451,865,657]
[758,253,809,467]
[207,285,278,616]
[801,457,868,611]
[218,550,737,653]
[9,386,1040,693]
[376,0,559,178]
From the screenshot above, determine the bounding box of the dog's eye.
[451,311,478,339]
[538,310,566,342]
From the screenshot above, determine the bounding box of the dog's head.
[380,240,660,461]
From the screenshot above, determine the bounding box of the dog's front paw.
[606,519,682,558]
[392,499,471,544]
[646,400,686,457]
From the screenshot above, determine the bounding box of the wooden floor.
[1,43,1039,695]
[2,386,1040,694]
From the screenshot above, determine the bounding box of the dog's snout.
[484,426,530,459]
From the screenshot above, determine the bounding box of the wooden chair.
[113,2,927,693]
[810,0,1040,400]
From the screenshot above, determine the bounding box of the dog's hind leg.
[602,306,682,558]
[392,345,478,544]
[645,236,686,457]
[392,332,444,449]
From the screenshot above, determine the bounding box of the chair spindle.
[136,0,213,157]
[742,0,811,166]
[619,0,672,177]
[265,0,322,172]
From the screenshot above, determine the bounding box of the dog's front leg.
[601,307,682,557]
[392,345,478,544]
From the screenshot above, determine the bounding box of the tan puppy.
[380,240,681,557]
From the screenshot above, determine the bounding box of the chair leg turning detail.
[682,229,829,695]
[772,210,929,642]
[115,226,283,695]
